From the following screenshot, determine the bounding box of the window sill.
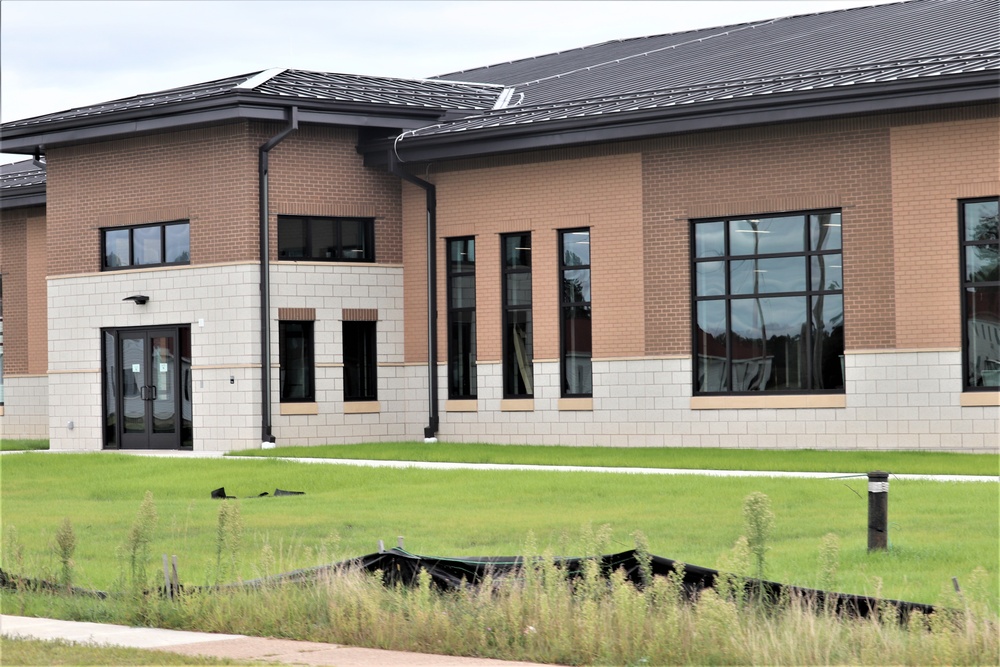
[280,402,318,416]
[691,395,846,410]
[501,399,534,412]
[0,406,4,416]
[558,397,593,411]
[345,401,380,414]
[960,392,1000,407]
[446,399,478,412]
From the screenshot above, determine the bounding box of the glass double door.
[104,326,192,449]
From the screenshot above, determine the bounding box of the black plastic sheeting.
[0,548,938,620]
[252,548,937,621]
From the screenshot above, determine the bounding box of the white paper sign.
[160,363,168,373]
[132,363,141,373]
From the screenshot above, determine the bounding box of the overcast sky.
[1,0,903,164]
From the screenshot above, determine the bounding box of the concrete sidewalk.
[1,614,553,667]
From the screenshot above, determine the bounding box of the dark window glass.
[960,198,1000,389]
[503,233,533,398]
[344,321,377,401]
[0,277,3,405]
[278,216,375,262]
[279,321,314,402]
[447,238,476,399]
[560,229,592,397]
[102,221,189,270]
[692,211,843,394]
[102,330,115,446]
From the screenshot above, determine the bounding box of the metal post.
[867,471,889,551]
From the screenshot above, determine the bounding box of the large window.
[103,221,190,270]
[343,321,377,401]
[961,198,1000,390]
[560,229,592,397]
[503,233,533,398]
[279,321,314,402]
[692,211,844,394]
[446,238,476,399]
[278,216,374,262]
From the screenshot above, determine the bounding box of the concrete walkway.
[1,614,553,667]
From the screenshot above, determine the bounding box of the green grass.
[227,442,1000,476]
[1,453,996,607]
[0,439,49,452]
[0,636,259,665]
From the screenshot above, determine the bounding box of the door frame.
[102,325,192,450]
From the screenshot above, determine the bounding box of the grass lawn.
[228,442,1000,476]
[1,453,996,608]
[0,637,259,665]
[0,439,49,452]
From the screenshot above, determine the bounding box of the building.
[1,0,997,452]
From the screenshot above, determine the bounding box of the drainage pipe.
[259,107,298,446]
[388,149,439,440]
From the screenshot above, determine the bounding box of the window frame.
[278,320,315,403]
[502,232,534,399]
[446,237,477,400]
[959,197,1000,392]
[690,209,845,396]
[101,220,190,271]
[277,215,376,263]
[343,320,377,402]
[559,227,593,398]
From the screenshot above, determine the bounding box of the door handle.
[150,385,157,400]
[140,386,148,400]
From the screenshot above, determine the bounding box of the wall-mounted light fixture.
[123,295,149,305]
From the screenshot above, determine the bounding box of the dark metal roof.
[0,159,46,209]
[385,0,999,160]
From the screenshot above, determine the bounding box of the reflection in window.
[961,198,1000,389]
[503,233,533,398]
[447,238,477,399]
[277,216,375,262]
[344,321,377,401]
[692,211,844,394]
[560,229,592,397]
[279,321,314,402]
[102,221,189,270]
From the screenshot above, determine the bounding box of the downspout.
[259,107,298,447]
[388,148,439,440]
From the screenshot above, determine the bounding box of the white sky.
[1,0,904,164]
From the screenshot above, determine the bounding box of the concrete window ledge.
[446,399,478,412]
[960,392,1000,407]
[344,401,380,414]
[501,399,534,412]
[690,395,847,410]
[558,397,593,411]
[279,402,318,416]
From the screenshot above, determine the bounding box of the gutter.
[259,106,299,447]
[388,146,439,441]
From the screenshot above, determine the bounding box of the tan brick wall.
[643,121,895,355]
[0,205,47,376]
[402,154,644,364]
[268,125,403,264]
[890,117,1000,349]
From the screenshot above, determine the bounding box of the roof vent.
[236,68,286,90]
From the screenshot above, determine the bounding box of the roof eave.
[392,72,1000,163]
[0,186,46,210]
[0,94,461,154]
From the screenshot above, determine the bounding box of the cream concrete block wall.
[431,351,997,452]
[0,376,49,439]
[269,264,426,444]
[47,264,263,451]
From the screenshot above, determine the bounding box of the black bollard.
[867,471,889,551]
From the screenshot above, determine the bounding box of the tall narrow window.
[961,198,1000,390]
[560,229,592,397]
[503,233,533,397]
[279,321,315,402]
[692,210,844,394]
[446,238,476,399]
[344,321,377,401]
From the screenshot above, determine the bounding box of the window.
[560,229,592,397]
[692,211,844,394]
[343,321,377,401]
[279,321,314,402]
[278,216,374,262]
[447,238,476,399]
[102,221,189,270]
[961,198,1000,390]
[0,275,4,405]
[503,233,533,398]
